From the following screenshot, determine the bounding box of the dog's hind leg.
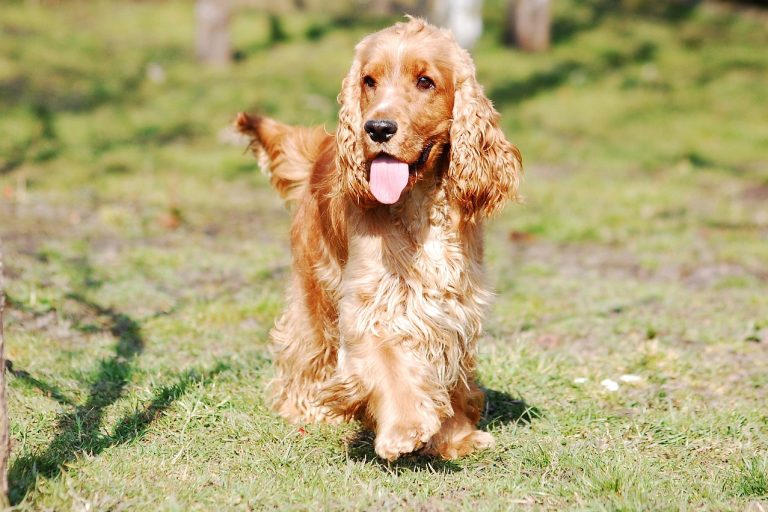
[267,273,341,424]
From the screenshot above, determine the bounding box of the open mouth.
[368,143,435,205]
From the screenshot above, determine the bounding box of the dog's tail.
[236,112,329,207]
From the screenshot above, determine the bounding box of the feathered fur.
[236,18,522,461]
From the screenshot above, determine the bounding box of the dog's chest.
[405,208,468,295]
[341,190,490,348]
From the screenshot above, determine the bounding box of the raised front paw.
[374,419,441,461]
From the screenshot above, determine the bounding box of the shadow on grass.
[8,360,229,505]
[6,283,230,505]
[0,40,188,174]
[550,0,699,45]
[480,388,540,429]
[549,0,615,46]
[344,430,463,473]
[236,12,395,59]
[490,41,657,108]
[343,388,539,473]
[487,0,704,108]
[5,361,75,407]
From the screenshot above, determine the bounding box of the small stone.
[601,379,619,391]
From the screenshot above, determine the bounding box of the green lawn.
[2,0,768,509]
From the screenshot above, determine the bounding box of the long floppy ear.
[335,51,376,205]
[447,47,522,220]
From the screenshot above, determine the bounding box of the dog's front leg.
[328,335,451,461]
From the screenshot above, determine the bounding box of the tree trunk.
[368,0,395,15]
[0,238,9,507]
[504,0,551,52]
[429,0,484,50]
[196,0,232,66]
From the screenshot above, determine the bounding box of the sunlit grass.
[2,0,767,510]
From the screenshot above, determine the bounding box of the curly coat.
[236,18,522,460]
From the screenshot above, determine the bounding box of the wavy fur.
[236,18,521,461]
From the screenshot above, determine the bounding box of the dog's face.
[356,29,455,187]
[337,19,521,215]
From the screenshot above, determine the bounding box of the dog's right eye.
[416,76,435,90]
[363,76,376,88]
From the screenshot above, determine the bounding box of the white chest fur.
[338,184,492,385]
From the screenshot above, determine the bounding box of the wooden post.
[0,238,9,506]
[195,0,232,66]
[504,0,551,52]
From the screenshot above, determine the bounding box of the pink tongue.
[369,156,409,204]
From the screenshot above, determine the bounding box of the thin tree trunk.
[429,0,484,50]
[0,238,9,507]
[504,0,551,52]
[196,0,232,66]
[369,0,395,15]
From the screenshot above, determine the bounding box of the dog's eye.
[416,76,435,90]
[363,75,376,88]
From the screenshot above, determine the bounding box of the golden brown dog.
[237,18,521,461]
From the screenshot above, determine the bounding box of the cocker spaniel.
[236,18,522,461]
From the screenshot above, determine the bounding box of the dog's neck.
[387,148,456,239]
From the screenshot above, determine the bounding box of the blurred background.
[1,0,768,509]
[2,0,766,325]
[2,0,767,225]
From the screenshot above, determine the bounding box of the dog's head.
[336,18,521,218]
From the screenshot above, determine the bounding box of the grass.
[2,0,767,509]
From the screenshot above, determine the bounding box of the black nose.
[364,119,398,143]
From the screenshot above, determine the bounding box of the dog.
[236,18,521,461]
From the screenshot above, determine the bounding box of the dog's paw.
[374,420,440,461]
[424,429,495,460]
[466,430,495,451]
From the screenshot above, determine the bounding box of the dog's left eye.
[416,76,435,90]
[363,75,376,88]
